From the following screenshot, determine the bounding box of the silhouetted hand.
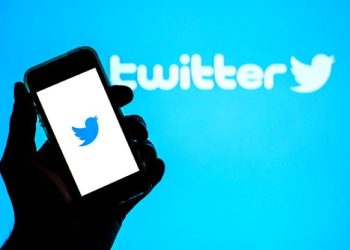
[0,83,165,250]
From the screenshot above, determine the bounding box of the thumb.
[2,82,37,162]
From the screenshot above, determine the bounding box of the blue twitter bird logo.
[72,116,99,146]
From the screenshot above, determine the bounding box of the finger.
[107,85,133,108]
[136,140,157,163]
[2,83,37,163]
[124,115,148,141]
[37,142,67,172]
[145,158,165,187]
[117,158,165,217]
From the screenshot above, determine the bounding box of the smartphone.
[24,47,146,201]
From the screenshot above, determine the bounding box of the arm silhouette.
[0,82,165,250]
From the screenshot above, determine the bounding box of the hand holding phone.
[24,47,154,199]
[0,48,165,249]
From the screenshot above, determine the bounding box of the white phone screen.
[37,68,139,196]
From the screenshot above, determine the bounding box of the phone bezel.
[24,47,148,202]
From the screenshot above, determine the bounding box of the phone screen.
[37,68,139,196]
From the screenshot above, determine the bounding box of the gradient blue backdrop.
[1,1,349,249]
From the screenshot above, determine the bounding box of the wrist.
[2,223,72,250]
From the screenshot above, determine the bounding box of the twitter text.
[110,53,334,93]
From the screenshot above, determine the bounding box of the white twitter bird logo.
[290,54,335,93]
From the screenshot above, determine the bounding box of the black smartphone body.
[24,47,146,201]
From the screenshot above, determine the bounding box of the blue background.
[1,1,350,249]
